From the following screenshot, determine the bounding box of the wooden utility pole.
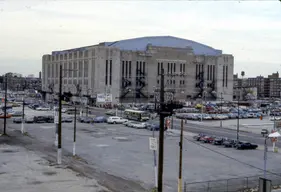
[178,119,184,192]
[157,68,165,192]
[58,64,62,164]
[3,74,7,135]
[73,106,77,156]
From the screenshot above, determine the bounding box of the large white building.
[42,36,234,104]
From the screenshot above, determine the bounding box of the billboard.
[96,93,112,102]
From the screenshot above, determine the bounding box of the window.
[109,60,112,85]
[73,62,77,77]
[56,64,59,78]
[226,65,228,87]
[79,61,83,77]
[126,61,128,78]
[79,51,83,58]
[196,64,198,79]
[52,56,55,61]
[69,53,72,59]
[60,54,63,60]
[161,62,163,73]
[157,79,159,84]
[207,65,210,80]
[84,50,88,57]
[174,63,176,73]
[84,79,88,86]
[105,60,108,85]
[143,62,145,75]
[63,63,67,71]
[64,53,67,60]
[73,79,77,85]
[84,60,88,78]
[223,65,225,87]
[183,64,185,73]
[168,63,170,73]
[212,65,215,80]
[173,80,175,84]
[129,61,132,78]
[69,63,72,77]
[56,55,59,61]
[122,61,125,76]
[180,64,182,73]
[183,80,185,85]
[74,52,77,59]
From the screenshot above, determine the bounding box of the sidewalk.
[0,141,108,192]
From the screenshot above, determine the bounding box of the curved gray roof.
[104,36,222,56]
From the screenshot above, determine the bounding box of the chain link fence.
[184,173,281,192]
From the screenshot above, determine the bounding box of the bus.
[124,109,150,121]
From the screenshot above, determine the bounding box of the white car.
[131,122,146,129]
[36,107,50,111]
[107,116,128,124]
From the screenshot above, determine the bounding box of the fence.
[184,173,281,192]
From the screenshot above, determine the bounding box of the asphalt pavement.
[4,107,281,192]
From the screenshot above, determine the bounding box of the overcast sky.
[0,0,280,77]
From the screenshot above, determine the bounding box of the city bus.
[123,109,150,121]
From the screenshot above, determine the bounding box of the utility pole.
[3,74,7,135]
[21,97,25,134]
[237,97,240,144]
[73,106,77,156]
[178,119,184,192]
[157,68,165,192]
[58,64,62,164]
[220,92,223,129]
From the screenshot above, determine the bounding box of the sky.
[0,0,280,77]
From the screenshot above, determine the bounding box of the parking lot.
[6,107,281,191]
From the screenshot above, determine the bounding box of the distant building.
[42,36,234,104]
[233,72,281,100]
[0,72,41,91]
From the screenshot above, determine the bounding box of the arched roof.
[103,36,222,56]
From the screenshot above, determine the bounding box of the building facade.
[42,36,234,104]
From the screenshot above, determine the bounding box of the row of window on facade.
[157,62,186,75]
[47,78,89,87]
[46,50,90,61]
[156,79,185,85]
[46,61,89,78]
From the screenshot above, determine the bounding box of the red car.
[200,136,215,143]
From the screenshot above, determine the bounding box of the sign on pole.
[149,137,157,151]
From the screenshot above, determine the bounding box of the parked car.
[62,116,73,123]
[213,137,228,145]
[13,117,23,123]
[78,117,92,123]
[261,129,269,137]
[93,116,107,123]
[131,122,147,129]
[193,134,206,141]
[200,136,215,143]
[107,116,127,124]
[223,139,237,148]
[236,142,258,150]
[25,116,34,123]
[11,111,23,117]
[105,110,116,116]
[34,116,53,123]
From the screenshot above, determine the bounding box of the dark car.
[78,117,92,123]
[236,142,258,150]
[13,117,23,123]
[93,116,107,123]
[34,116,54,123]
